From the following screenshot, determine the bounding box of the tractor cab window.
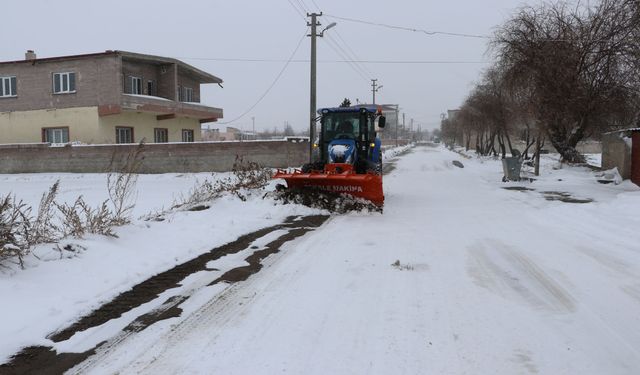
[321,113,361,141]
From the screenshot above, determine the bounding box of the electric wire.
[179,56,490,64]
[287,0,379,89]
[323,39,370,83]
[286,0,306,20]
[309,0,321,12]
[322,13,619,43]
[218,30,308,125]
[293,0,310,14]
[324,35,371,82]
[324,14,490,39]
[331,29,376,78]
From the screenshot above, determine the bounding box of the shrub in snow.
[0,195,31,268]
[2,176,135,268]
[107,143,144,225]
[28,181,62,246]
[56,197,118,238]
[146,156,273,220]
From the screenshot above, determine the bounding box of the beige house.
[0,50,223,144]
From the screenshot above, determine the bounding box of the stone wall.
[0,140,308,174]
[602,132,632,178]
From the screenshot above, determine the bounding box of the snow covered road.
[81,145,640,374]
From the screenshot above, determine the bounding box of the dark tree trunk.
[534,136,542,176]
[497,132,506,159]
[546,125,586,163]
[505,131,515,156]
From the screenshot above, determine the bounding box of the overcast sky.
[3,0,530,132]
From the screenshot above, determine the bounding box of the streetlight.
[321,22,337,35]
[308,13,337,161]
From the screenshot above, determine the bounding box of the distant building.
[0,50,223,144]
[353,104,399,140]
[202,127,256,141]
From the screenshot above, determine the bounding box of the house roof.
[0,50,222,84]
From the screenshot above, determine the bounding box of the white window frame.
[53,72,76,94]
[182,129,194,142]
[0,76,17,97]
[130,76,142,95]
[43,127,69,144]
[182,87,193,102]
[154,128,168,143]
[116,127,134,144]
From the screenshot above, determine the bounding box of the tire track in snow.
[466,239,575,313]
[0,215,328,375]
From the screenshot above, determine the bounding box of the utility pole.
[306,13,336,161]
[308,12,321,161]
[395,105,399,147]
[251,116,255,140]
[371,79,382,105]
[410,118,414,141]
[402,113,406,142]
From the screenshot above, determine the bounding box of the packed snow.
[2,145,640,374]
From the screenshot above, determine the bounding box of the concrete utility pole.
[410,118,414,141]
[402,113,406,141]
[251,116,255,140]
[307,12,336,161]
[308,12,321,161]
[371,79,382,105]
[395,105,399,147]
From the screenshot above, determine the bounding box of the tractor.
[273,105,386,206]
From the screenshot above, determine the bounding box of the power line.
[332,29,376,78]
[323,35,371,82]
[324,14,490,39]
[218,30,308,125]
[294,0,309,13]
[309,0,321,12]
[286,0,306,20]
[179,56,490,64]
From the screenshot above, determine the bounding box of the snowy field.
[2,145,640,374]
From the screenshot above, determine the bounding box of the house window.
[129,76,142,95]
[116,127,134,144]
[147,80,156,96]
[182,129,194,142]
[154,128,168,143]
[0,76,17,97]
[42,127,69,143]
[183,87,193,102]
[53,72,76,94]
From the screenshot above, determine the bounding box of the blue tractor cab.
[307,105,386,174]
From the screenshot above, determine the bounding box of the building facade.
[0,50,223,144]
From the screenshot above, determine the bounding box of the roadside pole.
[308,12,321,162]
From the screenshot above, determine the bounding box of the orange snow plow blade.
[273,163,384,206]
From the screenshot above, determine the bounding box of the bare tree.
[493,1,638,163]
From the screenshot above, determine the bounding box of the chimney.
[25,50,36,61]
